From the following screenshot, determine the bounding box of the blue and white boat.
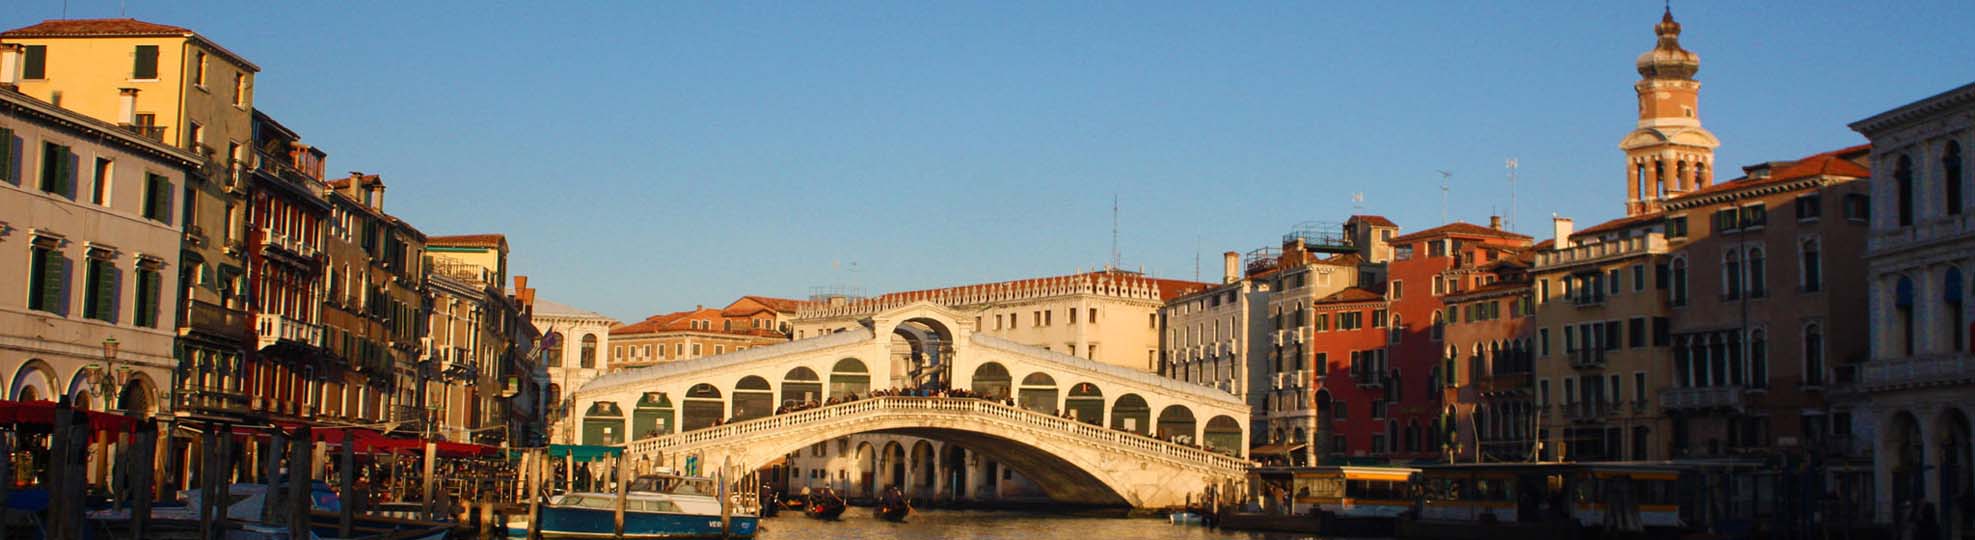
[507,473,759,539]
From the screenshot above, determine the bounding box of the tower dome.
[1635,8,1699,80]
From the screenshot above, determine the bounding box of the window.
[1895,155,1915,227]
[1539,328,1551,356]
[1632,264,1646,292]
[1801,239,1822,292]
[39,141,75,197]
[193,51,207,86]
[1723,251,1741,300]
[82,257,117,322]
[1314,313,1330,331]
[142,173,172,223]
[1629,318,1646,348]
[1750,329,1768,388]
[1947,268,1966,353]
[1747,247,1766,298]
[1610,374,1622,403]
[580,335,598,368]
[92,158,111,205]
[1666,216,1688,238]
[1372,309,1388,328]
[1608,269,1622,295]
[1741,204,1767,229]
[1088,308,1097,324]
[133,265,161,328]
[1338,311,1363,330]
[1947,142,1965,216]
[1896,276,1916,356]
[1633,373,1647,405]
[1432,275,1444,295]
[1652,317,1670,347]
[233,73,247,106]
[22,45,46,79]
[1713,208,1739,233]
[1844,194,1871,222]
[1796,194,1822,221]
[0,127,16,185]
[132,45,160,79]
[1803,324,1825,386]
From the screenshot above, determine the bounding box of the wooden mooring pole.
[290,426,312,536]
[339,429,356,538]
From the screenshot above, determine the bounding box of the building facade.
[530,298,617,445]
[424,234,531,446]
[1850,80,1975,529]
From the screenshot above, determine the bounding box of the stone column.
[931,444,947,502]
[1876,409,1897,523]
[1627,160,1642,213]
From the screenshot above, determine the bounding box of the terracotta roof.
[1320,252,1365,266]
[1570,212,1665,239]
[2,18,192,37]
[738,296,805,312]
[1347,215,1399,227]
[532,298,613,321]
[611,307,781,337]
[2,19,261,72]
[1530,239,1556,251]
[1388,221,1534,243]
[1315,287,1386,305]
[1671,145,1871,201]
[428,234,507,249]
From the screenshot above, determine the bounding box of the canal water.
[755,509,1324,540]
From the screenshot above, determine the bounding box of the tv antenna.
[1110,194,1121,271]
[1351,192,1366,213]
[1436,170,1453,224]
[1505,158,1520,232]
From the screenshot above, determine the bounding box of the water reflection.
[757,509,1325,540]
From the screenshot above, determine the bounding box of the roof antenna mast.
[1506,158,1520,232]
[1110,194,1121,271]
[1436,170,1453,224]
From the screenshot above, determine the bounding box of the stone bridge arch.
[630,397,1246,508]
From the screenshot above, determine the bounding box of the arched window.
[1804,323,1825,386]
[1896,276,1916,356]
[1945,141,1964,216]
[579,334,598,368]
[1749,329,1768,388]
[1430,310,1444,341]
[1896,155,1915,226]
[1696,161,1709,185]
[1747,247,1766,298]
[545,332,565,367]
[1671,257,1689,306]
[1947,267,1966,353]
[1723,250,1743,300]
[1801,238,1822,292]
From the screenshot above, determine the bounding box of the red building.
[243,111,331,419]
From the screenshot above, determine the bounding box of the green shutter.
[84,260,103,320]
[41,251,67,315]
[63,148,77,198]
[27,248,47,311]
[133,45,159,79]
[40,143,59,193]
[136,269,158,328]
[0,127,13,184]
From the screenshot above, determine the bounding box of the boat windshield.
[628,475,716,496]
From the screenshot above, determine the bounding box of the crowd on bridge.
[771,386,1004,416]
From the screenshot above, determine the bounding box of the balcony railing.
[261,228,320,259]
[1535,233,1669,271]
[176,385,251,414]
[118,123,167,142]
[182,300,250,342]
[1869,213,1975,256]
[1478,373,1532,394]
[256,313,325,349]
[1660,386,1745,410]
[1862,354,1975,391]
[1570,347,1607,369]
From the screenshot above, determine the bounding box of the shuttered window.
[143,173,172,223]
[134,267,161,328]
[22,46,45,79]
[83,258,119,322]
[0,127,15,184]
[28,245,67,315]
[133,45,160,79]
[39,142,74,197]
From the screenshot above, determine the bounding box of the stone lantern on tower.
[1620,7,1720,216]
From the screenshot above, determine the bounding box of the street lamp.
[84,337,131,411]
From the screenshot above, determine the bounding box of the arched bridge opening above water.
[569,302,1253,508]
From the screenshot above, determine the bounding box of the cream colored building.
[793,269,1205,387]
[0,87,196,413]
[529,298,618,445]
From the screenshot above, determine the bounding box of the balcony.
[261,228,320,259]
[1660,386,1745,411]
[182,300,250,342]
[1570,348,1607,369]
[1868,213,1975,256]
[257,313,324,350]
[118,123,167,142]
[176,385,251,414]
[1478,372,1532,394]
[1272,370,1311,390]
[1862,354,1975,391]
[1534,233,1669,272]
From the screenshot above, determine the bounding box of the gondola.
[804,488,847,520]
[874,488,911,522]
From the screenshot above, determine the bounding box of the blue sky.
[10,1,1973,322]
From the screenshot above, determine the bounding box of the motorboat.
[86,481,449,540]
[507,473,758,539]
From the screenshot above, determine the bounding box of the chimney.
[1552,216,1575,248]
[0,44,21,87]
[514,275,529,291]
[1489,215,1503,230]
[117,88,139,125]
[1222,251,1240,284]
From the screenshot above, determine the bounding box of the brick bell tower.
[1621,7,1720,216]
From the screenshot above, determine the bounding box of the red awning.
[0,400,142,434]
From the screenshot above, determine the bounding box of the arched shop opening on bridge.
[830,358,870,399]
[781,367,822,407]
[682,384,724,430]
[970,362,1012,401]
[889,318,956,390]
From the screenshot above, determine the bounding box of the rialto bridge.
[570,302,1252,508]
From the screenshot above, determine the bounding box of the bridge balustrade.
[624,396,1249,472]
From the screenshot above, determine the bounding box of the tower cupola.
[1618,7,1719,216]
[1636,8,1699,80]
